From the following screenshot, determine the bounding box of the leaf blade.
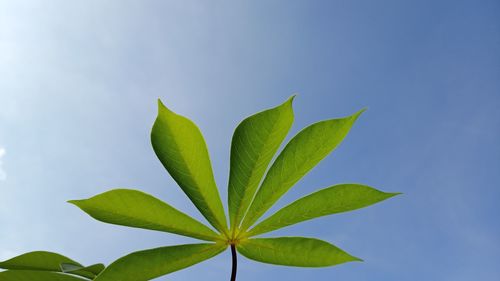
[237,237,360,267]
[248,184,400,236]
[0,271,88,281]
[228,97,294,233]
[0,251,81,272]
[240,109,365,231]
[94,243,226,281]
[69,189,220,241]
[0,251,103,280]
[151,100,227,234]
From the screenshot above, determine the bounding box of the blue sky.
[1,1,499,280]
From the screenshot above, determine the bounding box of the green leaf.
[0,251,80,272]
[228,96,295,234]
[94,243,226,281]
[0,271,87,281]
[60,263,105,279]
[68,189,220,241]
[240,109,365,231]
[151,99,227,234]
[0,251,101,280]
[237,237,361,267]
[247,184,400,236]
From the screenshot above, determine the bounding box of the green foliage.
[93,243,226,281]
[69,189,220,241]
[239,108,365,232]
[151,100,228,235]
[228,96,294,237]
[247,184,401,236]
[0,271,88,281]
[65,97,398,280]
[0,251,104,280]
[237,237,361,267]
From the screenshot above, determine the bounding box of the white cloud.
[0,147,6,181]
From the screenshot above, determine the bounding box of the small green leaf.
[94,243,227,281]
[240,109,365,231]
[228,96,294,233]
[0,271,87,281]
[68,189,220,241]
[151,99,227,234]
[247,184,400,236]
[237,237,361,267]
[0,251,80,272]
[0,251,102,280]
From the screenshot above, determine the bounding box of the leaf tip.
[353,107,367,119]
[386,192,403,199]
[67,199,82,206]
[280,94,297,110]
[157,98,169,112]
[352,256,364,262]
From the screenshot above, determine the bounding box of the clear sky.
[1,1,499,280]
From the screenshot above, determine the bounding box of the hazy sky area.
[1,1,499,280]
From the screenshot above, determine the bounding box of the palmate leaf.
[247,184,400,236]
[0,270,88,281]
[228,97,294,235]
[93,243,226,281]
[69,189,220,241]
[63,98,399,280]
[237,237,361,267]
[151,100,228,235]
[240,109,365,232]
[0,251,104,280]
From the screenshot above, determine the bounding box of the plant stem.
[230,244,237,281]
